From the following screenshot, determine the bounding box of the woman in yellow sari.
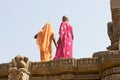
[34,23,57,62]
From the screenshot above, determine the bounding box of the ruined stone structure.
[0,0,120,80]
[107,0,120,50]
[8,55,30,80]
[1,51,120,80]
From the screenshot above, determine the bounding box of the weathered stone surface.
[0,78,8,80]
[93,51,120,69]
[111,0,120,24]
[93,51,120,80]
[8,55,31,80]
[107,0,120,50]
[1,0,120,80]
[9,55,30,71]
[107,22,119,50]
[76,57,98,74]
[1,51,120,80]
[8,68,29,80]
[32,74,99,80]
[111,0,120,8]
[0,63,9,78]
[32,58,76,76]
[102,74,120,80]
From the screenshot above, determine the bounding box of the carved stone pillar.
[8,55,31,80]
[107,0,120,50]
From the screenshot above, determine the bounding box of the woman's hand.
[57,37,61,44]
[34,34,38,39]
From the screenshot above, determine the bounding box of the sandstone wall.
[1,51,120,80]
[111,0,120,8]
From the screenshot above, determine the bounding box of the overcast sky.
[0,0,111,63]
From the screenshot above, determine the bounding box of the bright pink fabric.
[54,21,73,60]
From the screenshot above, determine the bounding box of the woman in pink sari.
[54,16,74,60]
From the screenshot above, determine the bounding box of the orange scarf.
[36,23,54,52]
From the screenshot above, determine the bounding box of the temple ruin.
[1,0,120,80]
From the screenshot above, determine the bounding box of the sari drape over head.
[36,23,54,61]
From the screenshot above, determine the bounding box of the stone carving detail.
[0,51,120,80]
[102,74,120,80]
[101,67,120,77]
[8,55,30,80]
[8,68,29,80]
[107,0,120,50]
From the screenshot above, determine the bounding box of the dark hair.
[62,16,69,22]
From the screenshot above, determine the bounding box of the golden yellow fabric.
[36,23,54,61]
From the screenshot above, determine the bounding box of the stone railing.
[32,57,98,74]
[31,57,99,80]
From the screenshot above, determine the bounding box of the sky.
[0,0,111,63]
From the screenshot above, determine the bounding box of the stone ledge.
[0,63,10,78]
[31,58,98,76]
[93,50,120,70]
[1,50,120,79]
[32,74,99,80]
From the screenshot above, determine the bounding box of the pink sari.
[54,21,73,60]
